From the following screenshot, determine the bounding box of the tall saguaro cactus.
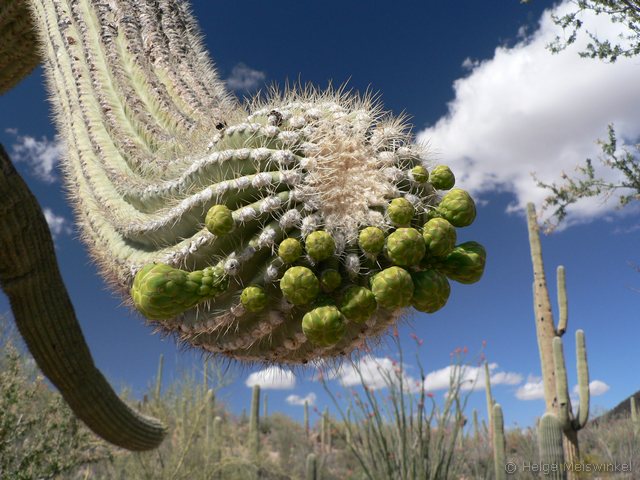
[1,0,487,449]
[527,203,590,475]
[250,384,261,459]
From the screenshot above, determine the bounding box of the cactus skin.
[385,228,426,266]
[538,413,566,480]
[370,267,414,309]
[429,165,455,190]
[436,189,476,227]
[302,306,346,347]
[422,218,456,258]
[339,286,377,323]
[410,270,450,313]
[250,385,260,459]
[492,403,507,480]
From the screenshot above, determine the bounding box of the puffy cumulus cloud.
[417,1,640,227]
[574,379,610,397]
[43,208,72,238]
[226,63,266,92]
[6,129,62,183]
[286,392,317,406]
[332,356,420,392]
[515,375,545,401]
[245,366,296,390]
[424,362,523,392]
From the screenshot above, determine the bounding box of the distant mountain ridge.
[591,390,640,426]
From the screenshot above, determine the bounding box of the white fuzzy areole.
[297,108,397,239]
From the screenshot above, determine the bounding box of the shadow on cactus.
[0,0,485,451]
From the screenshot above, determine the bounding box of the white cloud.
[332,356,416,391]
[424,362,523,392]
[515,375,545,400]
[574,379,610,397]
[245,366,296,390]
[6,129,62,183]
[43,208,72,238]
[417,1,640,227]
[286,392,317,406]
[226,63,266,92]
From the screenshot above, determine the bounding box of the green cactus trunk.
[304,400,310,438]
[212,416,223,480]
[250,385,260,459]
[538,413,566,480]
[306,453,317,480]
[492,403,506,480]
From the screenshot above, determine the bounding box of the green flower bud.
[305,230,336,262]
[205,204,234,236]
[302,306,346,347]
[339,286,377,323]
[387,197,414,227]
[240,285,269,312]
[437,189,476,227]
[131,263,228,320]
[411,270,450,313]
[429,165,455,190]
[439,241,486,284]
[320,269,342,292]
[358,226,385,256]
[385,228,425,266]
[370,266,414,309]
[278,238,303,263]
[280,266,320,305]
[411,165,429,183]
[422,218,456,257]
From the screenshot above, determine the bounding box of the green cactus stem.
[538,413,566,480]
[0,145,166,450]
[553,332,589,431]
[306,453,317,480]
[250,384,260,459]
[472,409,480,441]
[557,266,568,335]
[485,361,495,441]
[212,416,223,480]
[304,400,310,437]
[631,396,639,436]
[492,403,506,480]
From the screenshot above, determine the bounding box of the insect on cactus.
[0,0,486,450]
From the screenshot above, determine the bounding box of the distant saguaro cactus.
[1,0,486,450]
[527,203,590,477]
[250,385,260,459]
[492,403,506,480]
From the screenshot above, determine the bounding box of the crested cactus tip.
[4,0,486,365]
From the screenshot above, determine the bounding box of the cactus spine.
[250,385,260,459]
[538,413,566,480]
[492,403,506,480]
[306,453,317,480]
[527,203,590,477]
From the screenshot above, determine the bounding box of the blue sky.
[1,0,639,432]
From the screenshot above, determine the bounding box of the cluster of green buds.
[129,97,485,363]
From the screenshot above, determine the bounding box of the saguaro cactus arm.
[0,0,40,93]
[0,144,166,450]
